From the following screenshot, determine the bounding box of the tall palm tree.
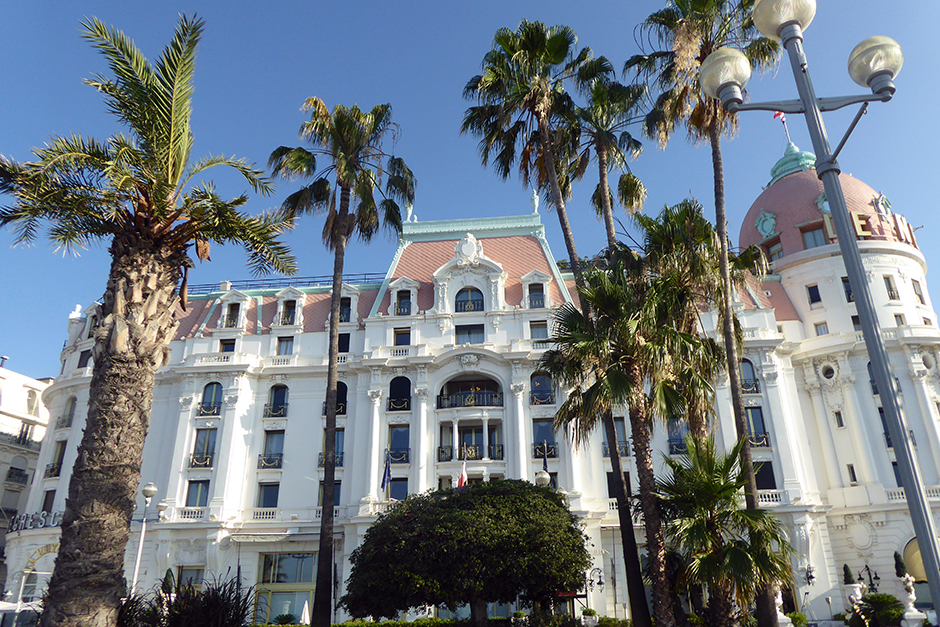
[0,16,292,627]
[269,99,415,627]
[624,5,779,622]
[658,435,793,627]
[542,255,711,627]
[461,20,611,283]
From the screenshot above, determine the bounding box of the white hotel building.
[7,144,940,622]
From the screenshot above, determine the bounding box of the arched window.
[337,382,348,415]
[388,377,412,411]
[438,377,502,408]
[58,396,78,429]
[265,385,289,417]
[455,287,484,313]
[199,382,223,416]
[740,360,760,394]
[26,390,39,416]
[530,373,554,405]
[7,455,28,485]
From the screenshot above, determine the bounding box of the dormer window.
[273,288,306,328]
[396,291,411,316]
[86,315,98,339]
[528,283,545,308]
[802,227,826,250]
[455,287,484,313]
[520,270,553,310]
[339,297,352,323]
[222,303,240,328]
[279,300,297,326]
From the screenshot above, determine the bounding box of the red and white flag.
[457,459,468,488]
[774,111,786,123]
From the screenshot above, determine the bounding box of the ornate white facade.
[7,147,940,622]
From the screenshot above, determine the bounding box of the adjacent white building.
[7,144,940,622]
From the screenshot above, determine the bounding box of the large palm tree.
[269,99,415,627]
[461,20,611,283]
[658,435,793,627]
[624,5,779,622]
[0,16,292,627]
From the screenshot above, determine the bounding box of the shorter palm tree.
[657,435,793,627]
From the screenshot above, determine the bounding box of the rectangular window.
[394,328,411,346]
[528,283,545,308]
[177,567,204,588]
[814,322,829,336]
[186,480,210,507]
[280,300,296,325]
[261,430,284,468]
[530,321,548,340]
[802,227,826,249]
[847,464,858,485]
[77,350,92,368]
[219,339,235,353]
[895,314,906,327]
[388,477,408,501]
[755,462,777,490]
[606,472,631,498]
[842,277,854,302]
[41,490,55,514]
[223,303,240,327]
[339,297,351,323]
[455,324,485,345]
[277,337,293,356]
[260,553,315,584]
[533,419,556,459]
[913,279,926,305]
[767,240,783,261]
[745,406,769,447]
[87,315,98,339]
[925,318,933,326]
[257,483,279,508]
[338,333,350,353]
[602,417,628,457]
[884,275,899,300]
[191,428,217,468]
[396,291,411,316]
[806,284,822,306]
[318,480,342,506]
[389,425,410,463]
[852,315,862,332]
[834,411,845,428]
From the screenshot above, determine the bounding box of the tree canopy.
[340,480,590,627]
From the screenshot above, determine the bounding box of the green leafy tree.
[625,5,779,622]
[0,16,292,627]
[269,99,415,627]
[340,480,590,627]
[657,435,792,627]
[462,19,611,283]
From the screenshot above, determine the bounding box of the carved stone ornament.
[763,370,779,385]
[387,415,410,425]
[531,408,555,418]
[394,367,405,377]
[417,365,428,381]
[491,314,502,332]
[271,374,289,384]
[511,383,525,396]
[455,233,484,266]
[264,420,286,431]
[415,387,429,399]
[368,389,382,403]
[195,420,217,430]
[755,210,777,239]
[844,514,878,558]
[173,538,208,564]
[511,361,522,376]
[224,394,238,407]
[744,397,761,407]
[371,368,382,383]
[459,354,481,370]
[179,396,194,408]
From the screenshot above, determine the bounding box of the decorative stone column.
[415,387,430,493]
[512,383,527,479]
[800,367,842,489]
[482,412,490,461]
[366,389,382,499]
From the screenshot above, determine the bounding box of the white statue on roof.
[531,189,539,214]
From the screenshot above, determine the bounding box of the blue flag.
[380,449,392,492]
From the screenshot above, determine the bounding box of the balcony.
[533,442,558,459]
[388,448,410,464]
[455,300,484,313]
[197,402,221,416]
[489,444,504,460]
[439,444,505,461]
[458,445,482,460]
[530,391,555,406]
[220,315,240,328]
[528,294,545,309]
[0,432,41,452]
[258,454,283,469]
[603,442,631,458]
[55,414,74,430]
[190,453,214,468]
[5,469,28,485]
[748,432,771,448]
[668,439,687,455]
[887,288,900,301]
[438,446,453,462]
[741,379,761,394]
[387,397,411,412]
[322,402,347,416]
[178,507,206,521]
[263,403,288,418]
[396,302,411,316]
[275,312,296,325]
[339,309,351,323]
[436,391,503,409]
[318,452,345,467]
[45,463,62,478]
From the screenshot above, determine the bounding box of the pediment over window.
[217,290,251,331]
[432,233,508,314]
[520,270,553,309]
[329,284,361,327]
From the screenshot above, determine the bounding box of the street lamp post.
[131,481,159,596]
[700,0,940,613]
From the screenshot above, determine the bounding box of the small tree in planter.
[581,608,598,627]
[843,564,864,611]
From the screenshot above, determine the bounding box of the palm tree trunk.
[628,388,676,627]
[41,237,184,627]
[596,145,617,250]
[312,185,351,627]
[706,583,737,627]
[708,120,777,627]
[603,410,652,627]
[537,114,584,286]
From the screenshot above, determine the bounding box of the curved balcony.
[436,391,503,409]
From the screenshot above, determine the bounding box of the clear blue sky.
[2,1,937,379]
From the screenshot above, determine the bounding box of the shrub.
[273,615,297,625]
[787,612,808,627]
[581,609,597,617]
[848,592,905,627]
[118,576,254,627]
[844,564,856,585]
[596,618,632,627]
[894,552,908,578]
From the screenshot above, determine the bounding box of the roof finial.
[774,111,791,143]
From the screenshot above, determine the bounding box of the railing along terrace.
[186,272,387,295]
[489,444,504,460]
[603,442,631,458]
[190,453,214,468]
[458,445,482,460]
[258,454,284,469]
[533,442,558,459]
[436,391,503,408]
[263,403,288,418]
[438,446,453,462]
[318,452,344,467]
[0,432,41,451]
[387,397,411,411]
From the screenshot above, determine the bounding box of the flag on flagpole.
[774,111,792,142]
[380,449,391,491]
[457,458,468,488]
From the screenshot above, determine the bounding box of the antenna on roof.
[0,356,8,368]
[774,111,791,142]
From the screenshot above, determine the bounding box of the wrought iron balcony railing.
[198,402,221,416]
[387,397,411,412]
[55,414,74,430]
[0,432,41,451]
[741,378,761,394]
[263,403,288,418]
[396,302,411,316]
[668,439,687,455]
[318,452,345,467]
[322,402,347,416]
[530,391,555,405]
[528,294,545,309]
[45,463,62,478]
[5,469,28,485]
[748,432,771,448]
[458,445,482,460]
[220,316,240,328]
[275,312,296,325]
[258,453,284,469]
[388,448,410,464]
[190,453,214,468]
[339,309,351,323]
[533,442,558,459]
[489,444,504,460]
[438,446,453,462]
[436,391,503,409]
[602,442,631,458]
[887,288,900,301]
[455,300,484,313]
